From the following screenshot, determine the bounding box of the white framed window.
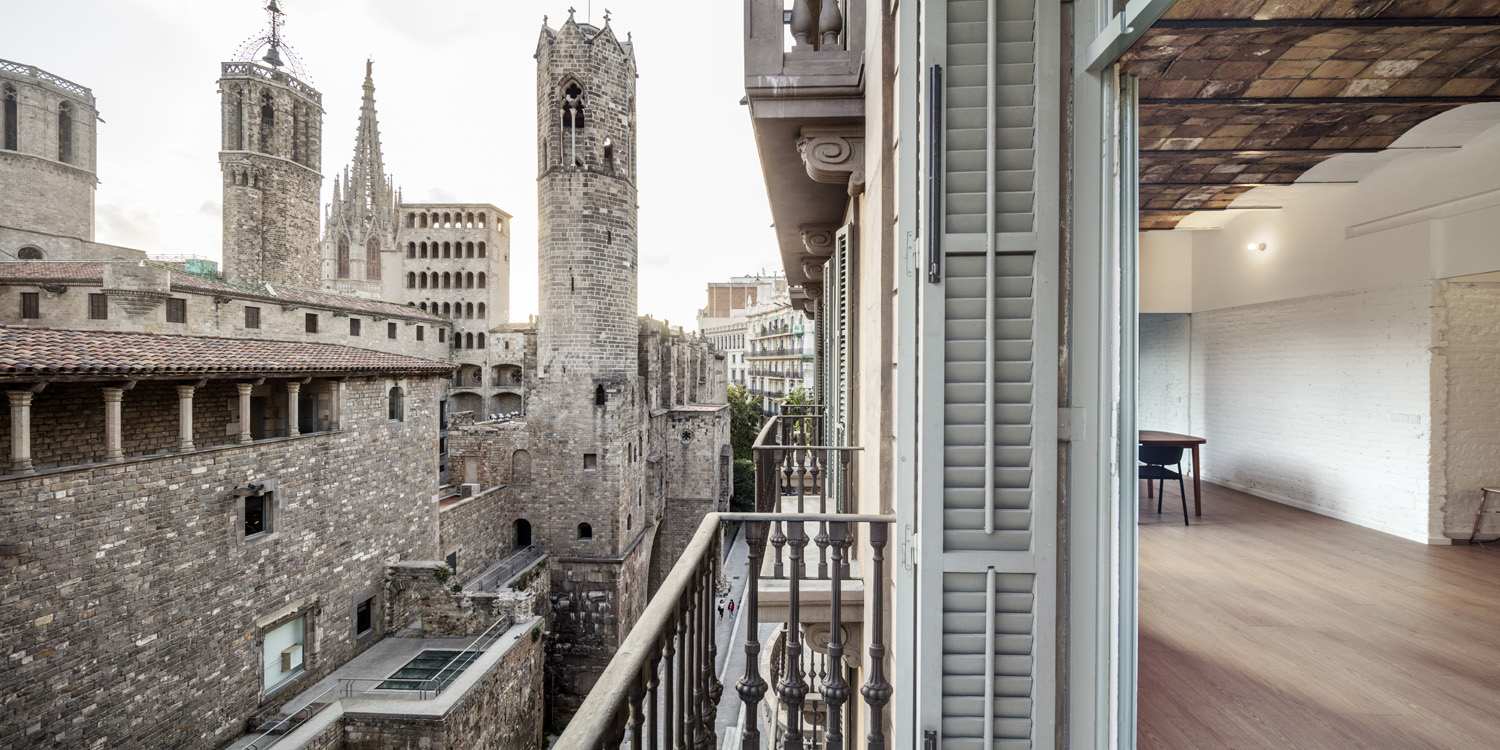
[263,614,306,691]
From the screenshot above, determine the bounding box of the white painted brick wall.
[1189,282,1435,542]
[1139,313,1192,434]
[1436,281,1500,539]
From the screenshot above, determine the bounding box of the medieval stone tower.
[320,60,397,298]
[217,9,323,289]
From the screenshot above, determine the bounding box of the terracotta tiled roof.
[0,328,455,379]
[0,261,443,321]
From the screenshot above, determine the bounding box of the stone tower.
[218,5,323,289]
[0,59,99,243]
[535,10,638,377]
[321,60,397,298]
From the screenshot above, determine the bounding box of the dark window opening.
[349,318,361,336]
[594,384,607,406]
[245,306,261,329]
[3,85,17,151]
[337,236,350,279]
[17,246,42,260]
[166,298,186,323]
[259,93,274,154]
[388,322,397,339]
[416,325,425,341]
[245,493,270,537]
[438,328,446,344]
[388,386,404,422]
[305,313,318,333]
[445,551,458,575]
[562,82,585,129]
[514,518,532,547]
[577,522,593,540]
[57,102,72,163]
[366,236,381,280]
[88,293,107,320]
[584,453,598,471]
[355,597,374,637]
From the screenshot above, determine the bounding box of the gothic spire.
[347,58,389,222]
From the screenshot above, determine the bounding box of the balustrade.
[554,409,889,749]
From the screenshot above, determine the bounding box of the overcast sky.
[1,0,782,330]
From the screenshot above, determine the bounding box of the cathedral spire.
[348,58,388,218]
[320,60,396,291]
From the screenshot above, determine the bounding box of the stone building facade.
[0,59,98,244]
[218,59,324,290]
[442,13,732,721]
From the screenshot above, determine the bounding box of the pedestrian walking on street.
[718,602,725,620]
[728,599,735,616]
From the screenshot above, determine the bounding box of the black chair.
[1139,445,1189,526]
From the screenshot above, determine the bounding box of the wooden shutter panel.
[918,0,1058,746]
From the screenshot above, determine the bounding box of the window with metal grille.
[20,292,39,319]
[245,306,261,329]
[88,293,107,320]
[166,298,186,323]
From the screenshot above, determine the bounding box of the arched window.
[511,449,531,484]
[465,302,474,319]
[17,247,43,260]
[57,102,72,163]
[406,272,416,289]
[476,333,485,349]
[442,212,452,227]
[467,212,476,227]
[466,241,475,258]
[466,272,475,288]
[419,273,428,289]
[430,212,439,227]
[421,241,429,258]
[388,386,404,422]
[420,213,429,228]
[478,242,486,258]
[420,302,428,312]
[602,136,613,171]
[407,242,416,258]
[442,241,451,259]
[336,235,350,278]
[465,332,474,349]
[514,519,532,547]
[442,272,451,289]
[442,302,451,317]
[407,212,416,228]
[228,87,244,150]
[366,236,381,280]
[259,92,274,153]
[595,384,607,406]
[577,523,592,540]
[477,303,486,319]
[478,272,486,289]
[478,212,487,228]
[562,81,585,130]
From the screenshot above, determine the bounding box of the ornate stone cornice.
[796,127,865,197]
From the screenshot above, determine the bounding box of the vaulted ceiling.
[1120,1,1500,230]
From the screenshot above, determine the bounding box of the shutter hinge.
[1059,407,1086,442]
[900,524,917,570]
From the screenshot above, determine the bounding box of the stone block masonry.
[0,376,444,749]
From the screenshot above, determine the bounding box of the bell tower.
[219,1,323,289]
[535,8,639,378]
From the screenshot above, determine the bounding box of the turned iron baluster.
[628,673,645,750]
[737,521,769,750]
[839,450,853,579]
[813,450,830,580]
[662,606,676,750]
[647,642,661,750]
[676,603,688,750]
[861,523,892,750]
[779,519,809,749]
[824,519,848,750]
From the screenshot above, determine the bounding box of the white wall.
[1434,282,1500,540]
[1138,314,1191,435]
[1140,232,1192,313]
[1187,282,1436,543]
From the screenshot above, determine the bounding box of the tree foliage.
[727,384,762,462]
[732,459,756,512]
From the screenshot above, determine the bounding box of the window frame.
[88,293,108,320]
[245,306,261,329]
[305,313,319,333]
[349,317,361,337]
[20,292,39,319]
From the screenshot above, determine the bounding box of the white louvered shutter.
[917,0,1058,747]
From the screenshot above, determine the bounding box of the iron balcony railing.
[555,410,892,750]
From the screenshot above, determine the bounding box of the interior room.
[1122,6,1500,746]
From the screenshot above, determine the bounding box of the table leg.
[1190,444,1202,517]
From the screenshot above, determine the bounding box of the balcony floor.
[1138,482,1500,749]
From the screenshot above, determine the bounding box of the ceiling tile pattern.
[1121,3,1500,228]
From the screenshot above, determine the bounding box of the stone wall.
[0,376,444,749]
[438,486,525,584]
[0,62,97,241]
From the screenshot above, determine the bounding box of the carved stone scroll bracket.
[801,258,825,282]
[796,127,865,197]
[800,225,838,258]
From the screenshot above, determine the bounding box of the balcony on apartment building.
[744,0,866,293]
[554,406,893,749]
[746,346,807,360]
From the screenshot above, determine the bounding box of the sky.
[0,0,783,330]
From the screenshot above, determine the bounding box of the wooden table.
[1139,430,1206,517]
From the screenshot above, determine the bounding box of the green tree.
[732,459,756,512]
[727,384,762,462]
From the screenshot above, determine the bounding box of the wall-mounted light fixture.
[1247,242,1267,252]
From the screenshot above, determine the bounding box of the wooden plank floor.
[1138,481,1500,750]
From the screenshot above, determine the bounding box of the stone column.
[330,381,343,431]
[102,387,124,461]
[286,381,301,437]
[237,383,254,443]
[8,391,33,473]
[176,385,196,451]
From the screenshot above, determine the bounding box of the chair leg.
[1178,477,1189,526]
[1156,478,1164,514]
